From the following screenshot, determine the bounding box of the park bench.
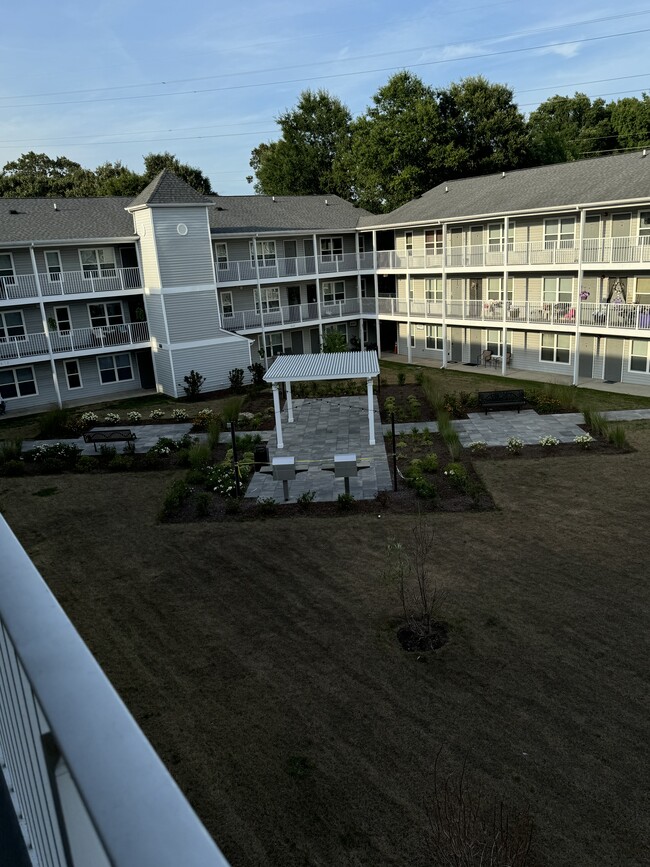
[477,389,526,415]
[83,429,137,451]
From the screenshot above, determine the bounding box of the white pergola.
[263,351,381,449]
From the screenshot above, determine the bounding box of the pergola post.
[272,382,284,448]
[286,381,294,422]
[367,376,375,446]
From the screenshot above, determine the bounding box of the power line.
[2,7,646,102]
[3,25,650,111]
[0,130,277,151]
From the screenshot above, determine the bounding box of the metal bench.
[83,429,137,451]
[477,389,526,415]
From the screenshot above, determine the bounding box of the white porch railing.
[215,252,373,285]
[39,267,142,296]
[221,299,362,331]
[0,274,39,301]
[0,322,150,364]
[0,515,230,867]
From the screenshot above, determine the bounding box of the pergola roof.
[263,351,380,383]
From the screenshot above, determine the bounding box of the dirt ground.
[1,427,649,867]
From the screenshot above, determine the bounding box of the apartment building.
[2,151,650,414]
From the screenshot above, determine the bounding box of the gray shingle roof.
[208,194,371,234]
[0,197,135,244]
[360,151,650,228]
[128,169,210,208]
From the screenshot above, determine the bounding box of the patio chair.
[506,352,512,366]
[480,349,492,366]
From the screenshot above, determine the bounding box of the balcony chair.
[480,349,492,366]
[506,352,512,366]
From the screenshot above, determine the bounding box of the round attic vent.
[177,223,188,236]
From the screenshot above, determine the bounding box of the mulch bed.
[378,383,438,423]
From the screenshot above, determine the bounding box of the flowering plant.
[79,412,98,424]
[205,464,237,497]
[104,412,121,425]
[539,435,560,448]
[574,434,594,450]
[171,408,188,421]
[149,408,165,420]
[468,440,488,455]
[506,437,523,454]
[126,411,142,423]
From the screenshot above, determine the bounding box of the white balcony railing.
[375,238,650,270]
[0,322,150,364]
[39,267,142,296]
[215,252,373,285]
[221,299,362,331]
[0,274,39,300]
[0,515,230,867]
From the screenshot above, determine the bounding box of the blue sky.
[1,0,649,194]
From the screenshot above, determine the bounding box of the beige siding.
[153,208,214,288]
[133,211,161,288]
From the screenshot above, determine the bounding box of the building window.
[486,277,514,302]
[89,302,123,328]
[425,278,442,302]
[259,332,283,357]
[0,311,26,340]
[54,306,71,331]
[640,212,650,242]
[98,353,133,384]
[0,366,37,399]
[255,286,280,313]
[0,253,16,286]
[630,340,650,372]
[404,232,413,255]
[540,333,570,363]
[485,330,511,357]
[488,223,503,251]
[214,242,228,270]
[425,228,442,255]
[358,235,367,254]
[249,240,276,267]
[543,276,573,303]
[220,292,233,317]
[544,218,575,247]
[425,325,443,350]
[45,250,62,281]
[322,281,345,305]
[635,277,650,305]
[80,248,116,278]
[64,359,82,390]
[320,237,343,262]
[360,276,373,298]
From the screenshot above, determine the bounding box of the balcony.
[221,299,364,332]
[0,515,230,867]
[215,252,374,286]
[375,239,650,271]
[0,268,142,306]
[0,322,150,366]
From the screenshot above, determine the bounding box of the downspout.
[30,245,63,409]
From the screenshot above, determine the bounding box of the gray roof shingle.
[208,194,371,234]
[0,197,135,244]
[127,169,210,207]
[360,151,650,228]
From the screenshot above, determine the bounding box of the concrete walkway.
[245,396,392,503]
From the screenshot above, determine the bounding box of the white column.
[272,382,284,448]
[406,270,412,363]
[313,233,324,349]
[30,245,63,409]
[286,381,294,422]
[372,230,381,354]
[367,376,375,446]
[502,216,509,377]
[252,237,268,369]
[572,208,587,386]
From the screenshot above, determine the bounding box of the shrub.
[224,498,241,516]
[248,362,265,387]
[506,437,523,455]
[397,371,406,386]
[192,408,214,431]
[75,455,96,473]
[195,492,212,518]
[108,455,134,472]
[468,440,488,456]
[297,490,316,510]
[103,412,121,425]
[574,434,594,450]
[30,442,81,473]
[235,432,262,452]
[159,480,192,519]
[126,411,142,423]
[1,459,25,477]
[405,459,424,481]
[384,396,397,416]
[539,435,560,448]
[188,443,211,469]
[337,492,356,511]
[77,411,99,431]
[412,477,437,500]
[228,368,245,392]
[182,369,206,400]
[443,462,469,491]
[98,444,117,463]
[415,369,425,386]
[207,419,222,450]
[206,464,237,497]
[0,439,23,462]
[257,496,278,516]
[37,408,72,438]
[407,395,421,415]
[170,407,188,421]
[222,396,244,424]
[149,408,165,420]
[420,453,439,473]
[607,424,629,449]
[321,330,348,353]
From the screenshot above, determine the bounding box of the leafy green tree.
[343,72,445,212]
[0,152,95,197]
[142,152,213,195]
[249,89,352,196]
[527,93,616,163]
[437,76,530,176]
[321,329,348,352]
[609,94,650,151]
[92,161,145,196]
